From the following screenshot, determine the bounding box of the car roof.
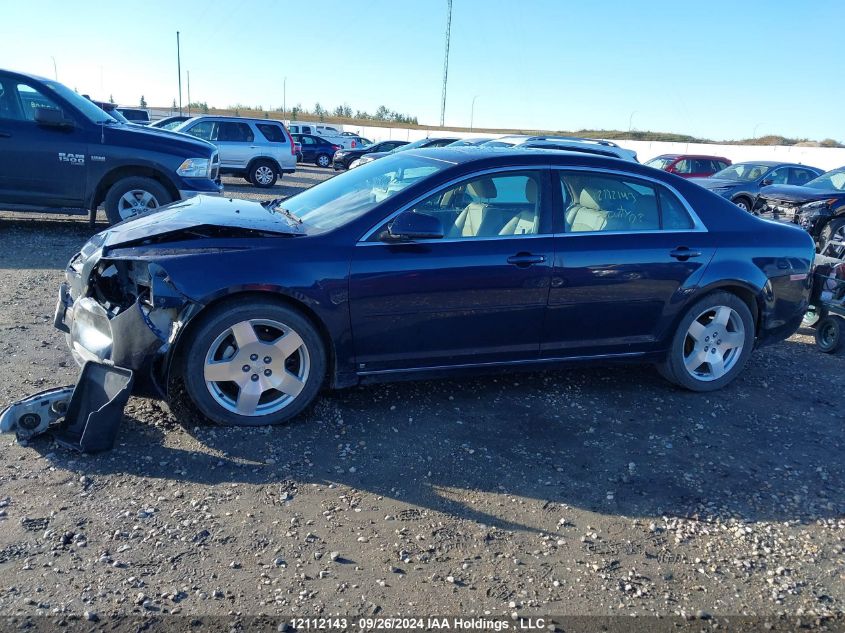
[654,154,728,160]
[400,146,654,171]
[187,115,284,124]
[732,160,809,167]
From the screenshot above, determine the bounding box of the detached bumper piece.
[0,361,133,452]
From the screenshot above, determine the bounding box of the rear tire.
[249,160,278,188]
[815,315,844,353]
[103,177,172,225]
[658,291,755,391]
[315,153,331,168]
[174,299,326,426]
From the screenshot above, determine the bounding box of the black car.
[52,147,813,428]
[754,167,845,246]
[354,137,460,167]
[332,139,409,170]
[0,68,222,224]
[292,134,341,168]
[689,162,823,212]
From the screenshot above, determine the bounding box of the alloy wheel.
[117,189,161,220]
[203,318,310,416]
[254,165,275,186]
[682,305,745,381]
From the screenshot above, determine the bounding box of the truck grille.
[210,152,220,181]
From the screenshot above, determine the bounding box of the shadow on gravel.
[25,347,845,532]
[0,217,101,269]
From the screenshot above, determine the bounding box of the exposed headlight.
[177,158,211,178]
[334,151,347,158]
[800,199,836,211]
[358,156,375,165]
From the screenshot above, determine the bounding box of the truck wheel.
[819,218,845,250]
[249,160,278,188]
[315,153,331,168]
[104,177,172,225]
[175,299,326,426]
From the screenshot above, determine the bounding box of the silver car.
[174,116,297,187]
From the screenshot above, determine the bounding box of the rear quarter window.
[257,123,286,143]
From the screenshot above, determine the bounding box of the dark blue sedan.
[55,148,814,426]
[689,161,823,212]
[292,133,340,168]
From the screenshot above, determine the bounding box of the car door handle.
[0,131,10,138]
[670,247,702,261]
[507,252,545,267]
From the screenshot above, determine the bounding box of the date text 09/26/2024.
[290,617,549,631]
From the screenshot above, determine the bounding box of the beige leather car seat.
[565,189,608,232]
[450,178,498,237]
[499,178,540,235]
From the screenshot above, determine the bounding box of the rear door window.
[558,171,695,232]
[216,121,254,143]
[673,159,692,175]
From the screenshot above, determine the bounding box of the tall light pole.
[753,122,762,139]
[439,0,452,127]
[628,110,638,132]
[470,95,478,131]
[50,56,58,80]
[176,31,183,116]
[187,71,191,116]
[283,76,287,119]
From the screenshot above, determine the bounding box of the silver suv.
[174,116,297,187]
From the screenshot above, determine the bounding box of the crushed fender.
[0,361,134,452]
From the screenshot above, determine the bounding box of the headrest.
[579,189,600,209]
[525,178,538,204]
[467,178,497,199]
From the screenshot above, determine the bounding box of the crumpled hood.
[99,196,302,248]
[757,184,844,203]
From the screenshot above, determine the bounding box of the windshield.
[712,163,772,182]
[283,154,451,231]
[106,108,129,124]
[42,80,115,124]
[806,169,845,191]
[645,157,674,169]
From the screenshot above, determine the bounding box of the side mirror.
[384,212,444,241]
[34,107,73,129]
[760,178,773,186]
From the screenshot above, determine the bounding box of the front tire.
[315,153,331,168]
[249,160,278,188]
[176,300,326,426]
[819,217,845,251]
[732,196,752,212]
[104,177,172,225]
[658,291,755,391]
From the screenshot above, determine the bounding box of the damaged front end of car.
[54,236,201,398]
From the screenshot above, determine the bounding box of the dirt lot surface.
[0,166,843,629]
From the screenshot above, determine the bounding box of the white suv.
[174,116,297,187]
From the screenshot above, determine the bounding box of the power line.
[439,0,452,127]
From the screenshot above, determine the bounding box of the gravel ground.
[0,165,843,628]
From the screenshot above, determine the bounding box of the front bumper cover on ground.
[0,361,133,452]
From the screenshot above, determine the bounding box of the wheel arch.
[166,289,338,395]
[246,156,282,175]
[89,165,180,211]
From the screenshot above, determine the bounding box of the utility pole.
[439,0,452,127]
[176,31,183,116]
[283,76,287,119]
[50,56,57,80]
[470,95,478,131]
[187,71,191,116]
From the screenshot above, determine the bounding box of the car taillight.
[351,140,357,148]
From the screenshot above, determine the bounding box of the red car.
[645,154,731,178]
